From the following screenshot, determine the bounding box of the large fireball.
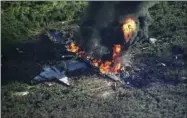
[122,18,136,42]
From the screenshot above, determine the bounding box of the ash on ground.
[120,49,185,88]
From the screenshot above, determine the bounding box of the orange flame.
[66,43,123,74]
[122,18,136,42]
[111,45,122,74]
[67,42,79,53]
[77,51,86,57]
[66,18,136,74]
[99,61,112,74]
[112,62,121,74]
[113,44,122,61]
[91,59,101,67]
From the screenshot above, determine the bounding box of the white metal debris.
[33,60,89,86]
[149,38,157,44]
[105,74,121,81]
[175,55,178,60]
[33,66,70,85]
[181,77,187,81]
[142,47,148,50]
[65,60,88,71]
[13,91,29,96]
[45,82,55,86]
[16,48,24,53]
[161,63,166,66]
[56,71,70,86]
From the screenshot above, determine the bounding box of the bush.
[132,1,187,56]
[1,1,88,48]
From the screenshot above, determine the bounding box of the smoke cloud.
[74,1,157,61]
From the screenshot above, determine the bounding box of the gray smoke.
[74,1,157,61]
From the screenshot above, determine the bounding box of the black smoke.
[74,1,157,61]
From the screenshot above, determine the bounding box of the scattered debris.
[181,77,187,81]
[47,30,68,44]
[106,81,113,87]
[31,28,185,88]
[105,74,121,81]
[13,91,29,96]
[62,21,65,24]
[57,72,70,86]
[16,48,24,53]
[33,66,59,81]
[120,71,130,78]
[149,38,157,44]
[101,91,113,99]
[182,78,187,83]
[61,55,75,59]
[96,90,115,99]
[44,82,55,86]
[175,55,178,60]
[63,60,89,71]
[33,60,90,86]
[142,47,148,50]
[161,63,166,66]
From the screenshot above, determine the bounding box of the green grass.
[2,79,187,118]
[1,1,187,118]
[132,1,187,57]
[1,1,88,48]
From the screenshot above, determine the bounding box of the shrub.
[1,1,88,48]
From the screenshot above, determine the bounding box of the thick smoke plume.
[74,1,157,61]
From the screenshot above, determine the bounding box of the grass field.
[1,1,187,118]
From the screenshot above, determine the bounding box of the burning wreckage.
[33,1,157,86]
